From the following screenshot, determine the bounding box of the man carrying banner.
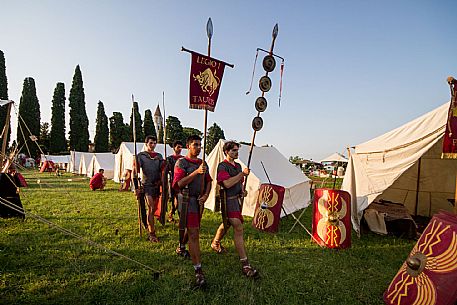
[211,141,259,278]
[166,140,184,223]
[135,135,165,243]
[172,135,212,287]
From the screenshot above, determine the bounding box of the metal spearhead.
[207,18,213,39]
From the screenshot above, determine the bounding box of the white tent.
[205,140,311,217]
[320,152,348,163]
[86,153,116,179]
[78,153,94,176]
[41,154,70,169]
[67,151,83,173]
[113,142,189,183]
[341,102,457,233]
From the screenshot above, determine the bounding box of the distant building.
[153,105,163,136]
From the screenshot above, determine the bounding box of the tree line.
[0,50,225,158]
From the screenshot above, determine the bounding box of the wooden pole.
[414,157,422,216]
[454,172,457,214]
[0,102,12,169]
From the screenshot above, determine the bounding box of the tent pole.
[0,102,12,169]
[414,157,421,216]
[454,172,457,214]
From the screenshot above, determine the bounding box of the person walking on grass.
[172,135,212,287]
[166,140,184,223]
[211,141,259,278]
[135,135,165,243]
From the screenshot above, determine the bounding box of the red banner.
[188,51,226,112]
[442,79,457,159]
[312,189,351,249]
[384,211,457,305]
[252,183,285,233]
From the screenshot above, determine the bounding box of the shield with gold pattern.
[312,189,351,249]
[252,183,285,233]
[384,211,457,305]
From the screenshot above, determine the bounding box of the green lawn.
[0,171,415,305]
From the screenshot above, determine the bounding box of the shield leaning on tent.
[384,211,457,305]
[252,183,285,233]
[312,189,351,249]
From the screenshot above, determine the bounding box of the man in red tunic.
[135,136,165,243]
[211,141,259,278]
[166,140,184,223]
[172,135,212,287]
[89,169,106,191]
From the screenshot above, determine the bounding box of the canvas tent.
[320,153,348,163]
[341,102,457,234]
[205,139,311,217]
[78,153,94,176]
[86,153,115,179]
[41,154,70,170]
[67,151,83,173]
[113,142,189,183]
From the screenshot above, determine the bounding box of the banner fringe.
[441,153,457,159]
[189,104,215,112]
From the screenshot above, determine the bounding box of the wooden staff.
[131,95,143,236]
[242,24,279,210]
[198,18,213,216]
[0,100,12,170]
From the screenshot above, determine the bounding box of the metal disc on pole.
[252,116,264,131]
[259,76,272,92]
[262,55,276,72]
[255,97,268,112]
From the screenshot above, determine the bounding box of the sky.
[2,0,456,161]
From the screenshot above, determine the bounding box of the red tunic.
[90,173,104,190]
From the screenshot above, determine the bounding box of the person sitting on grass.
[90,169,107,191]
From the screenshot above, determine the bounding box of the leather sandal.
[148,233,159,243]
[242,265,259,279]
[195,268,206,287]
[211,240,227,254]
[175,246,190,259]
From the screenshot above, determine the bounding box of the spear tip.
[207,17,213,39]
[273,23,279,39]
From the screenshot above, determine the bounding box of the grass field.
[0,171,416,305]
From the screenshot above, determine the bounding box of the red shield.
[252,183,285,233]
[384,211,457,305]
[312,189,351,249]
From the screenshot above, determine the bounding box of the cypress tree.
[206,123,225,154]
[158,125,164,144]
[129,101,144,142]
[182,127,202,143]
[94,101,109,152]
[143,109,156,138]
[17,77,41,158]
[0,50,10,147]
[109,112,129,151]
[165,116,184,145]
[39,122,50,153]
[69,65,89,151]
[49,82,66,153]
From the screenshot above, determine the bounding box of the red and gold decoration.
[384,211,457,305]
[312,189,351,249]
[442,76,457,159]
[186,50,228,112]
[252,183,285,233]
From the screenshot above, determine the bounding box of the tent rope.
[0,191,159,274]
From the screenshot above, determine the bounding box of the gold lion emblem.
[193,68,220,96]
